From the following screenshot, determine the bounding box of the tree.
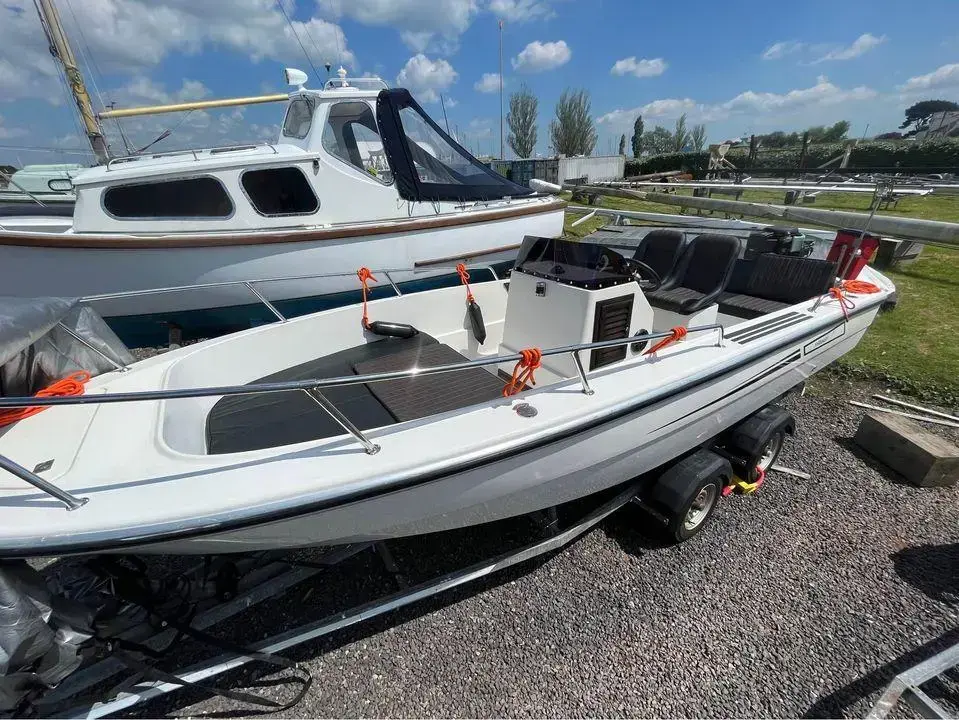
[690,123,707,151]
[900,99,959,134]
[506,84,538,158]
[617,133,626,155]
[641,125,674,155]
[819,120,850,143]
[672,113,690,152]
[630,115,644,157]
[875,131,903,140]
[549,88,597,156]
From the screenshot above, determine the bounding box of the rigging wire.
[275,0,321,79]
[32,0,92,160]
[62,0,133,153]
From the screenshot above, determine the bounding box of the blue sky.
[1,0,957,166]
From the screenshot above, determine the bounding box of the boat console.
[501,237,656,378]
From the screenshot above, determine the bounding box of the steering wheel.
[624,257,663,292]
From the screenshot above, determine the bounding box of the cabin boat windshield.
[282,96,315,140]
[376,88,533,203]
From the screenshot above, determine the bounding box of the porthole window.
[241,167,318,216]
[103,177,233,219]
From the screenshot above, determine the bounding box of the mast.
[498,19,504,160]
[34,0,110,164]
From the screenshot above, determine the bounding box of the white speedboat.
[0,71,564,338]
[0,232,893,557]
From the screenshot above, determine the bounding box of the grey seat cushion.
[718,292,790,319]
[644,286,706,313]
[746,254,837,303]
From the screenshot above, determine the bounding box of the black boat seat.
[645,233,739,314]
[632,229,685,285]
[718,254,838,319]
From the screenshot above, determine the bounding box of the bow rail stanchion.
[0,452,88,510]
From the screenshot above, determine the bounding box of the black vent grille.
[590,295,633,370]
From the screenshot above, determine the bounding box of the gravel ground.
[115,376,958,719]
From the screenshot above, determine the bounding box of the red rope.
[503,348,542,397]
[644,326,687,355]
[0,371,91,428]
[829,279,881,320]
[357,267,377,328]
[456,263,475,303]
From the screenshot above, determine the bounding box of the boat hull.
[131,305,878,555]
[0,201,564,323]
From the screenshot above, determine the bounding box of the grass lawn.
[562,189,959,405]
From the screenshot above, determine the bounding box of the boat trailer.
[1,405,796,718]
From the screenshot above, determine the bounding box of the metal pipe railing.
[0,324,723,509]
[80,263,499,303]
[0,324,724,410]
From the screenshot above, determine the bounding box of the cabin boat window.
[373,88,531,202]
[321,101,392,183]
[282,96,315,140]
[102,177,234,219]
[241,167,319,216]
[398,107,502,187]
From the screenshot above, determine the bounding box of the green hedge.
[625,139,959,177]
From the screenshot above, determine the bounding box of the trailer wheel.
[667,476,722,542]
[757,430,785,472]
[646,448,731,543]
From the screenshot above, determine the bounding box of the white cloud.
[110,77,212,106]
[0,114,27,140]
[598,76,876,127]
[396,54,458,103]
[813,33,886,63]
[610,56,667,78]
[488,0,554,22]
[474,72,502,93]
[512,40,571,73]
[898,63,959,93]
[761,41,804,60]
[0,0,354,103]
[325,0,478,53]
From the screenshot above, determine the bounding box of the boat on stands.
[0,230,893,557]
[0,70,564,342]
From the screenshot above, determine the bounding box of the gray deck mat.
[353,343,505,423]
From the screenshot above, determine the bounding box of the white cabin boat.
[0,71,564,333]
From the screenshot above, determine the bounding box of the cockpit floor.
[206,333,504,455]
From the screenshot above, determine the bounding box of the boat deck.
[206,333,505,454]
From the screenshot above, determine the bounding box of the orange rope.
[841,279,882,295]
[503,348,542,397]
[644,326,687,356]
[0,371,91,428]
[829,280,880,320]
[357,267,377,328]
[456,263,475,303]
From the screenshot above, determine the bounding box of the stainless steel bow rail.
[0,324,724,510]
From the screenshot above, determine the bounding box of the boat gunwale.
[0,197,566,249]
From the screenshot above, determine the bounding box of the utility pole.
[35,0,110,164]
[498,19,504,160]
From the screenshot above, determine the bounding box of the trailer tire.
[648,449,731,543]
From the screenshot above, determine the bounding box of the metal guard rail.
[0,323,724,511]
